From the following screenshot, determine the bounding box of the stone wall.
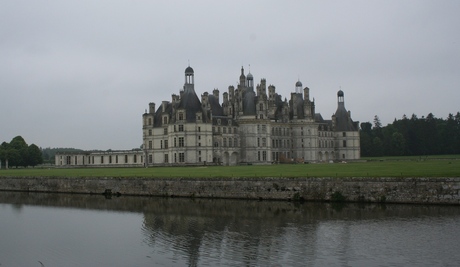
[0,176,459,204]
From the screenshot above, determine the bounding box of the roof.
[334,101,358,131]
[208,94,224,116]
[185,66,194,74]
[177,87,203,123]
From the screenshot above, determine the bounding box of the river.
[1,192,459,266]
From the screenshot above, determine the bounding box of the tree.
[371,137,384,157]
[28,144,43,167]
[373,115,382,129]
[359,122,373,157]
[9,136,28,167]
[390,132,406,156]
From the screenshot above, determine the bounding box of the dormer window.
[178,113,184,121]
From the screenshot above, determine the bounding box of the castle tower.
[239,66,246,87]
[295,80,302,94]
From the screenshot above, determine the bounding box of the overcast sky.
[1,0,459,150]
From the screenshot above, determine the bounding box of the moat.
[1,192,459,266]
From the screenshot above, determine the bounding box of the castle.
[55,66,360,167]
[142,66,359,166]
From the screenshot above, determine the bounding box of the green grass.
[1,157,459,178]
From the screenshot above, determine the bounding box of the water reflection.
[1,192,460,266]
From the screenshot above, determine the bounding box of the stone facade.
[143,66,360,166]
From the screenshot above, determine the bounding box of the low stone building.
[55,150,144,167]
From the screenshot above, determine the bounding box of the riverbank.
[1,176,459,204]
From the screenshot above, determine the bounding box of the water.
[1,192,460,267]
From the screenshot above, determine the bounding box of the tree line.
[0,136,43,168]
[360,112,460,157]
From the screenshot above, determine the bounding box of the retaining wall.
[1,176,459,204]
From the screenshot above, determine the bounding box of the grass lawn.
[1,156,459,178]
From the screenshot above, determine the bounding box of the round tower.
[295,80,302,94]
[185,66,194,85]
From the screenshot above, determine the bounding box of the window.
[134,155,137,163]
[223,127,227,134]
[125,155,128,163]
[164,128,168,135]
[262,138,266,147]
[109,156,112,164]
[343,132,346,137]
[259,103,264,111]
[223,138,227,147]
[179,137,184,147]
[116,155,118,163]
[263,151,267,161]
[229,138,232,147]
[101,156,104,164]
[174,138,177,147]
[148,118,152,125]
[198,127,201,132]
[262,125,266,133]
[149,154,153,163]
[198,135,201,140]
[148,129,152,136]
[343,140,347,147]
[161,140,163,149]
[258,151,261,161]
[179,125,184,131]
[164,154,168,163]
[179,113,184,120]
[214,141,219,147]
[164,140,168,149]
[149,141,152,149]
[234,138,237,147]
[179,153,185,162]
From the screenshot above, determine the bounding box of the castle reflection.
[2,192,459,266]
